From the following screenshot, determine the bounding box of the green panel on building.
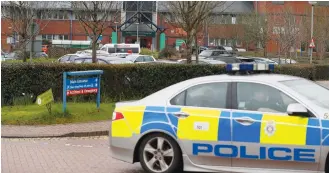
[112,32,117,44]
[160,33,166,51]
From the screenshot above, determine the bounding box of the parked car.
[178,59,226,65]
[125,55,156,63]
[109,53,133,58]
[236,56,256,63]
[205,56,242,63]
[76,49,109,55]
[208,46,235,54]
[58,54,87,63]
[73,56,133,64]
[250,57,278,64]
[199,49,231,59]
[271,58,298,64]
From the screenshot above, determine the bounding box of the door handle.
[235,117,255,126]
[173,112,189,118]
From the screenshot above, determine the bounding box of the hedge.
[1,63,329,105]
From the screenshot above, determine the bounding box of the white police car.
[110,63,329,173]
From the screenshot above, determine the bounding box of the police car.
[110,63,329,173]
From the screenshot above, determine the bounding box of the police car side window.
[237,82,297,113]
[170,82,228,109]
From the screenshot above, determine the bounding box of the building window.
[42,34,68,40]
[232,16,237,24]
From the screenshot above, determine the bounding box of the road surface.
[1,136,144,173]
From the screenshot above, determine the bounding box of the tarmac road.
[1,136,144,173]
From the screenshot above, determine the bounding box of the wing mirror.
[287,103,309,117]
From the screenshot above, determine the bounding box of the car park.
[110,63,329,173]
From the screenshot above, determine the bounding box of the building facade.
[1,1,329,53]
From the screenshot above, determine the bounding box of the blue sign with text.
[62,70,103,113]
[66,77,98,90]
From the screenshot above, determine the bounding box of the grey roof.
[157,1,254,14]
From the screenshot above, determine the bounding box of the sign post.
[36,88,54,114]
[63,70,104,113]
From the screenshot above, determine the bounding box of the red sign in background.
[66,88,98,96]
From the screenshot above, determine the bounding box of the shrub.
[140,48,159,59]
[159,47,177,59]
[1,63,329,105]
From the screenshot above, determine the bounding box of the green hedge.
[1,63,329,105]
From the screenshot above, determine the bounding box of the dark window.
[135,56,144,62]
[124,2,138,11]
[124,1,156,12]
[143,56,154,62]
[212,51,224,56]
[237,82,297,113]
[68,55,78,61]
[170,82,229,109]
[64,35,69,40]
[60,55,70,62]
[141,12,152,23]
[199,51,212,57]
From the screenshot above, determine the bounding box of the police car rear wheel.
[139,133,182,173]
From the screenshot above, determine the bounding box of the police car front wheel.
[139,133,183,173]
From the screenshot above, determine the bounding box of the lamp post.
[135,22,140,44]
[309,1,317,64]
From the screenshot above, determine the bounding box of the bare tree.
[72,1,121,63]
[242,12,272,57]
[162,1,225,63]
[1,1,53,62]
[273,7,301,62]
[313,7,329,59]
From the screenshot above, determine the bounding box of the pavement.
[1,121,110,138]
[1,81,328,139]
[1,136,145,173]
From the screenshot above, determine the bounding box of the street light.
[135,22,140,44]
[309,1,317,64]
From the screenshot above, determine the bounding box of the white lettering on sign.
[194,122,209,131]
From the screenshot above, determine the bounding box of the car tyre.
[139,133,183,173]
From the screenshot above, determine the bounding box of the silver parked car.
[110,63,329,173]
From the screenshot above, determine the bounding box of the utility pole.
[309,1,317,64]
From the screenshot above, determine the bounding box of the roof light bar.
[226,63,275,72]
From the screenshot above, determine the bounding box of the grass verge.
[1,102,115,125]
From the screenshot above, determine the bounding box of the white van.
[100,44,140,54]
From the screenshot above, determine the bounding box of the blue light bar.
[226,63,275,72]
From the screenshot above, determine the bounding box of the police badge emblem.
[265,120,276,136]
